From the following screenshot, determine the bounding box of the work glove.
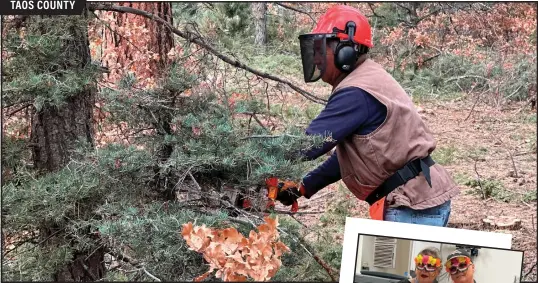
[275,181,306,206]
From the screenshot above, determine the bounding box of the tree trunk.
[31,92,94,172]
[29,14,105,281]
[252,2,267,47]
[30,18,95,172]
[102,2,174,81]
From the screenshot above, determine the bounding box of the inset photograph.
[354,235,524,283]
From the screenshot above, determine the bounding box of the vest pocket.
[342,174,378,201]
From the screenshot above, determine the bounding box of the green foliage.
[2,16,100,110]
[372,3,415,29]
[431,145,458,165]
[2,144,157,280]
[272,217,335,282]
[2,52,327,279]
[402,53,537,102]
[467,147,489,160]
[453,172,473,186]
[3,145,154,229]
[93,203,237,281]
[523,190,537,202]
[249,53,303,77]
[464,178,512,202]
[1,136,29,177]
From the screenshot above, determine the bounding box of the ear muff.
[333,21,368,73]
[334,43,357,73]
[334,21,357,73]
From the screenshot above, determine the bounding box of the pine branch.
[88,3,327,105]
[240,134,300,140]
[105,249,161,281]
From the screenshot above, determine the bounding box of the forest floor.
[275,96,537,281]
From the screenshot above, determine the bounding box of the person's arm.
[301,151,341,198]
[297,87,376,198]
[300,87,374,161]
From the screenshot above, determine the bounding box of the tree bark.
[30,18,95,171]
[252,3,267,47]
[28,14,106,281]
[30,91,94,172]
[102,2,174,79]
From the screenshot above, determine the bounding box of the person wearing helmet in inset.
[273,5,460,226]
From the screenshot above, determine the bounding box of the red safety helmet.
[298,5,373,82]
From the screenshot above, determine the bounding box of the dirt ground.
[284,98,537,281]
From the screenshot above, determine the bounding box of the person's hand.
[275,181,305,206]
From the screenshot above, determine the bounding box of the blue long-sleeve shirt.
[301,86,387,198]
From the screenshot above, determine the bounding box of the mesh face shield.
[298,34,335,83]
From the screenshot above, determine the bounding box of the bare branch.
[367,3,386,19]
[6,104,32,117]
[473,159,486,199]
[90,10,145,54]
[251,113,269,132]
[465,92,482,121]
[276,3,316,25]
[142,267,162,282]
[88,3,327,105]
[240,134,300,140]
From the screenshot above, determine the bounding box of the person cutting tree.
[269,5,460,226]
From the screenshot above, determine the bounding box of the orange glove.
[266,178,305,213]
[276,181,305,206]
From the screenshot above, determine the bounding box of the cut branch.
[88,3,327,105]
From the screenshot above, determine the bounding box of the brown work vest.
[333,59,460,210]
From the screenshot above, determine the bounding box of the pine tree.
[2,12,326,281]
[2,13,110,280]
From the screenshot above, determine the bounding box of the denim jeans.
[383,200,451,227]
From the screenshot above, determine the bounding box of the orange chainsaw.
[265,177,299,213]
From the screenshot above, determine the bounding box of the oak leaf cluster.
[182,216,290,282]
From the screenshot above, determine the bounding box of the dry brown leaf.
[181,216,290,282]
